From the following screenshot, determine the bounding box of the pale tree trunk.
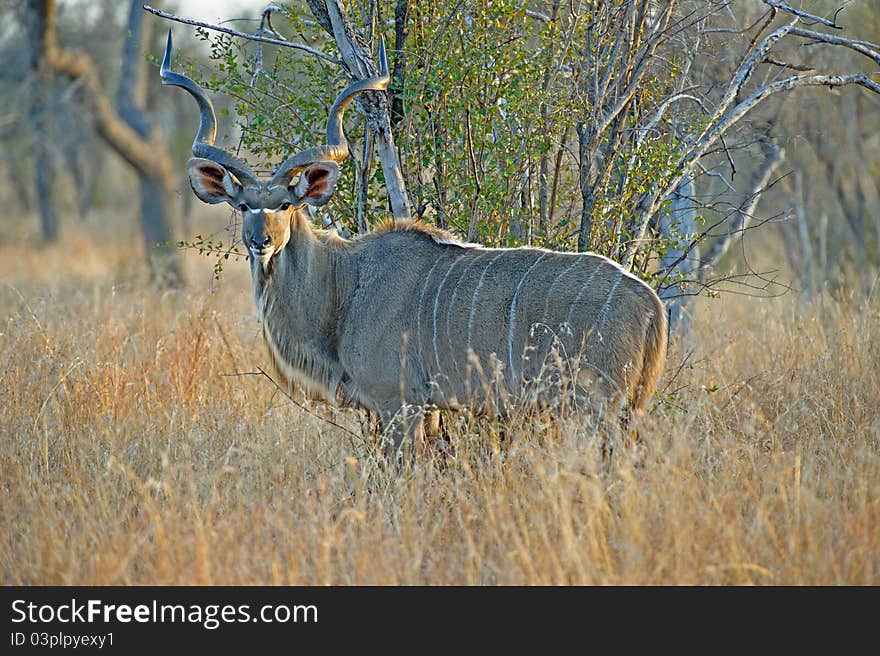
[793,170,815,298]
[818,213,829,282]
[653,143,784,337]
[697,143,784,280]
[306,0,411,223]
[656,175,698,332]
[355,128,373,234]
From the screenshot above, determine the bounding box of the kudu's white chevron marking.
[164,29,667,454]
[508,252,549,383]
[433,254,466,380]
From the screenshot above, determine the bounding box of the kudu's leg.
[423,408,442,437]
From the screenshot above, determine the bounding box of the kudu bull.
[161,31,667,452]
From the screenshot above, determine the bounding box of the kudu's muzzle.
[245,211,278,263]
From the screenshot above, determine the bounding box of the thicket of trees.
[3,1,879,322]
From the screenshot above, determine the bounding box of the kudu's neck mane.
[252,208,355,404]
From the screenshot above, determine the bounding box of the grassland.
[1,216,878,585]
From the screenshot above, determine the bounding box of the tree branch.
[699,142,785,278]
[141,4,341,65]
[40,16,173,180]
[789,26,880,66]
[623,68,879,268]
[763,1,843,29]
[310,0,411,221]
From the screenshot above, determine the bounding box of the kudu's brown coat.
[161,32,667,450]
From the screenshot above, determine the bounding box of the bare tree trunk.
[653,144,782,336]
[576,115,627,253]
[698,142,784,278]
[57,110,94,220]
[390,0,408,129]
[117,0,183,286]
[356,127,373,234]
[779,214,804,285]
[536,0,562,238]
[2,142,33,212]
[26,0,59,242]
[547,130,567,237]
[33,0,184,286]
[64,145,89,221]
[306,0,411,223]
[793,170,815,298]
[656,175,698,332]
[576,123,597,252]
[818,213,829,285]
[32,129,58,241]
[430,108,448,229]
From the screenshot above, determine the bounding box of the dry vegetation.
[1,212,878,585]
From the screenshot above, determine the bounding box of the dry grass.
[1,219,878,585]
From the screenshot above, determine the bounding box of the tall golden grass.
[1,219,878,585]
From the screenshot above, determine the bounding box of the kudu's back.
[339,223,667,419]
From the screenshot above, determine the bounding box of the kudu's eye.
[237,203,249,213]
[280,202,292,211]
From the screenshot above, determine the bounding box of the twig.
[250,366,364,441]
[660,349,693,396]
[142,5,342,66]
[525,9,551,23]
[763,1,843,29]
[790,26,880,66]
[762,57,815,72]
[234,5,288,158]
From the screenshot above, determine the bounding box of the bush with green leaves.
[191,1,712,291]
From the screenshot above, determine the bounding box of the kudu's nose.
[251,235,272,249]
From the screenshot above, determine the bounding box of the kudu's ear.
[291,162,340,207]
[187,158,243,205]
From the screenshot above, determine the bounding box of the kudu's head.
[160,31,389,266]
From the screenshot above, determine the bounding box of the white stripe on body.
[445,251,492,381]
[507,252,549,383]
[432,254,467,381]
[540,256,584,331]
[564,261,607,327]
[416,258,446,359]
[466,252,506,361]
[592,270,623,343]
[420,239,650,300]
